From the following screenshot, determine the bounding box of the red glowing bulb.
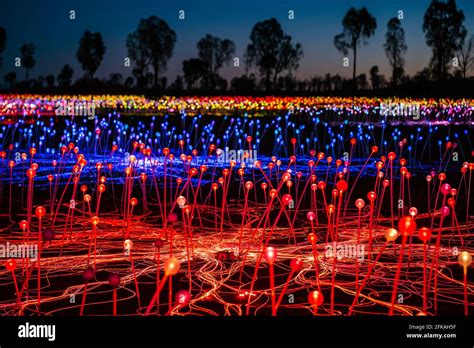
[308,290,324,306]
[290,258,303,271]
[35,206,46,218]
[398,216,416,235]
[418,227,431,242]
[282,194,293,206]
[264,246,277,264]
[164,257,180,276]
[336,179,348,192]
[355,198,365,209]
[367,191,376,201]
[5,259,17,271]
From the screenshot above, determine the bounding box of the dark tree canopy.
[126,16,176,90]
[334,7,377,83]
[0,27,6,68]
[197,34,235,89]
[57,64,74,87]
[423,0,466,80]
[4,71,16,89]
[457,35,473,78]
[197,34,235,75]
[76,31,106,78]
[384,17,407,86]
[20,43,36,81]
[182,58,207,90]
[246,18,303,91]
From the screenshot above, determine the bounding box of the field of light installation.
[0,94,473,317]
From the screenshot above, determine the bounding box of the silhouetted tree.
[20,43,36,81]
[357,73,368,90]
[4,71,16,89]
[0,27,5,68]
[182,58,207,90]
[230,74,256,93]
[334,7,377,83]
[457,34,473,78]
[76,31,105,78]
[246,18,303,91]
[169,75,184,92]
[46,74,55,88]
[423,0,466,80]
[384,17,407,86]
[197,35,235,90]
[57,64,74,87]
[126,16,176,89]
[369,65,379,89]
[108,73,123,85]
[124,76,134,89]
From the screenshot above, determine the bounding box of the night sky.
[1,0,473,85]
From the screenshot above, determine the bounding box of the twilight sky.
[0,0,473,84]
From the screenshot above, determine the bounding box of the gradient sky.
[1,0,473,85]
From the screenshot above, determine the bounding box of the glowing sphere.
[164,257,180,276]
[418,227,431,242]
[388,152,396,161]
[440,183,451,195]
[408,207,418,217]
[130,198,138,206]
[19,220,28,230]
[123,239,133,250]
[91,216,100,226]
[176,196,186,207]
[108,273,121,287]
[245,181,253,190]
[154,239,165,248]
[26,169,36,179]
[282,194,293,206]
[290,258,303,271]
[5,259,17,271]
[308,290,324,306]
[398,216,416,235]
[83,267,95,282]
[307,232,317,244]
[355,198,365,209]
[176,290,192,305]
[167,213,178,223]
[264,246,277,264]
[385,228,399,242]
[327,204,335,214]
[458,251,472,267]
[367,191,376,201]
[84,194,92,203]
[336,180,348,192]
[35,206,46,218]
[440,206,450,217]
[307,212,316,221]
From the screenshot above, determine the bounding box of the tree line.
[0,0,473,95]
